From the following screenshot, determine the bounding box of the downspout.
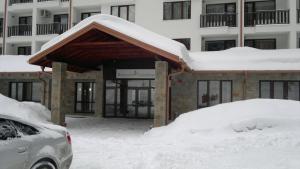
[166,62,185,124]
[2,0,7,54]
[243,71,248,100]
[68,0,73,29]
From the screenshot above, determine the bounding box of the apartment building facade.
[0,0,299,55]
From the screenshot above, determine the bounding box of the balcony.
[37,23,68,35]
[297,9,300,23]
[8,25,32,37]
[245,10,289,27]
[200,13,237,28]
[9,0,33,5]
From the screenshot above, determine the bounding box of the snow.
[0,94,50,123]
[188,47,300,71]
[0,55,51,72]
[67,99,300,169]
[37,14,189,62]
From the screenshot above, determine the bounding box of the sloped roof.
[29,14,189,69]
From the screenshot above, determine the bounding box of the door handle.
[17,147,27,154]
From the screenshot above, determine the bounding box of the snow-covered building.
[0,0,300,55]
[0,14,299,127]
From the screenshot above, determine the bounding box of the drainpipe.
[2,0,8,54]
[68,0,72,29]
[166,62,185,123]
[243,71,248,100]
[239,0,244,47]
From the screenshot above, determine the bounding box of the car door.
[0,118,30,169]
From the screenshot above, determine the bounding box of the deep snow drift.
[0,94,50,123]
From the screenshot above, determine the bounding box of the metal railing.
[60,0,69,2]
[9,0,33,5]
[8,25,32,37]
[37,0,54,2]
[245,10,289,26]
[37,23,68,35]
[200,13,237,27]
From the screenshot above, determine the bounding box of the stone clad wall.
[171,72,300,118]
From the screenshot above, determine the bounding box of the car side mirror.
[0,124,18,141]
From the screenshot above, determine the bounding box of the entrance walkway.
[66,116,153,169]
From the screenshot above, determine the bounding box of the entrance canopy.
[29,14,189,72]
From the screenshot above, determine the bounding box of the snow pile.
[38,14,188,62]
[188,47,300,71]
[0,94,50,123]
[0,55,51,72]
[146,99,300,139]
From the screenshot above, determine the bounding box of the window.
[205,40,236,51]
[18,46,31,55]
[19,16,32,25]
[260,81,300,100]
[206,3,236,14]
[174,38,191,50]
[198,80,232,108]
[10,120,39,136]
[54,14,68,24]
[75,82,95,113]
[0,18,3,37]
[0,119,17,140]
[9,82,41,102]
[245,39,276,49]
[81,12,101,20]
[111,5,135,22]
[245,0,275,13]
[163,1,191,20]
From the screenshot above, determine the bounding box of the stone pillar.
[95,70,104,117]
[154,61,168,127]
[51,62,67,126]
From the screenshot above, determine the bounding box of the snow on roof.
[188,47,300,71]
[0,55,50,72]
[38,14,189,62]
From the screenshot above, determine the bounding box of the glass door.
[137,89,149,118]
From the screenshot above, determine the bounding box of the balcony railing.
[37,23,68,35]
[297,9,300,23]
[245,10,289,26]
[38,0,68,2]
[200,13,237,27]
[8,25,32,37]
[9,0,33,5]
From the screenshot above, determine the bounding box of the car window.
[10,120,39,136]
[0,119,18,140]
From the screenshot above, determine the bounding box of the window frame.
[163,0,191,20]
[74,82,96,114]
[197,80,233,108]
[259,80,300,100]
[206,3,236,14]
[205,40,236,51]
[244,39,276,49]
[174,38,191,50]
[110,4,135,21]
[81,11,101,20]
[17,46,31,55]
[9,82,41,102]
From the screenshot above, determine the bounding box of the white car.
[0,114,72,169]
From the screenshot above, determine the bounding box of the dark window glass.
[75,82,95,113]
[110,5,135,22]
[206,3,236,14]
[205,40,236,51]
[11,120,39,136]
[9,82,41,102]
[174,38,191,50]
[163,1,191,20]
[0,119,18,140]
[260,81,300,101]
[245,39,276,49]
[81,12,100,20]
[54,14,68,24]
[18,46,31,55]
[19,16,32,25]
[0,18,3,37]
[198,80,232,108]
